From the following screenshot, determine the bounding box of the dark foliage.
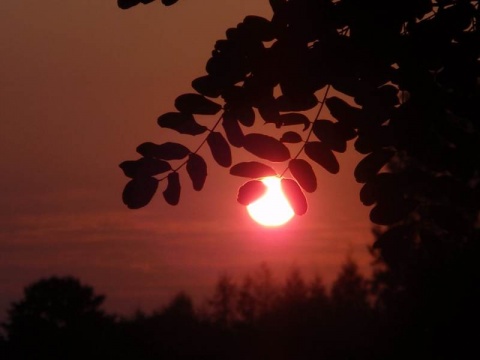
[2,263,377,360]
[119,1,480,233]
[115,1,480,358]
[2,277,115,360]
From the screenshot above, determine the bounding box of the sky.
[0,0,373,320]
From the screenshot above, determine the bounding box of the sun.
[247,176,295,227]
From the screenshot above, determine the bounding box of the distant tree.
[3,276,113,360]
[207,274,239,327]
[331,258,370,313]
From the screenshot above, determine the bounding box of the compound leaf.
[280,131,303,143]
[120,158,171,178]
[122,177,159,209]
[158,112,207,135]
[281,178,308,215]
[304,141,340,174]
[237,180,267,205]
[136,142,190,160]
[163,172,181,205]
[207,131,232,167]
[230,162,277,178]
[354,149,395,183]
[186,153,207,191]
[243,134,290,162]
[288,159,317,193]
[175,93,222,115]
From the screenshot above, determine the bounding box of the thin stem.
[279,85,331,178]
[158,113,224,182]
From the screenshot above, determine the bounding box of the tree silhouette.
[3,276,113,360]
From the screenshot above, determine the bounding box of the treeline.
[0,256,478,360]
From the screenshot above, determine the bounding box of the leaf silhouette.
[163,172,181,205]
[222,114,244,147]
[281,178,308,215]
[158,112,207,135]
[191,75,223,98]
[288,159,317,193]
[174,93,222,115]
[230,161,277,178]
[117,0,140,9]
[243,134,290,162]
[136,142,190,160]
[258,98,280,124]
[119,158,171,178]
[279,113,311,130]
[277,94,318,112]
[359,181,376,206]
[237,180,267,206]
[312,120,347,152]
[370,199,413,225]
[354,149,395,183]
[280,131,303,143]
[236,106,255,127]
[325,97,364,127]
[304,142,340,174]
[207,131,232,167]
[186,153,207,191]
[122,177,159,209]
[161,0,178,6]
[242,16,275,42]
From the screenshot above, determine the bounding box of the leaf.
[207,131,232,167]
[335,122,357,141]
[279,113,311,130]
[237,180,267,206]
[325,97,364,127]
[288,159,317,193]
[186,153,207,191]
[370,199,412,225]
[258,98,280,123]
[117,0,140,9]
[192,75,223,98]
[242,15,275,42]
[236,106,255,127]
[163,172,181,205]
[174,93,222,115]
[312,120,347,152]
[354,149,395,183]
[277,94,318,112]
[230,161,277,178]
[360,173,402,206]
[280,131,303,143]
[158,112,207,135]
[243,134,290,162]
[119,158,171,178]
[281,178,308,215]
[136,142,190,160]
[161,0,178,6]
[304,142,339,174]
[222,114,244,148]
[359,181,376,206]
[122,177,159,209]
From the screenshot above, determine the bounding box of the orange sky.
[0,1,373,319]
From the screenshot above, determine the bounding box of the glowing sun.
[247,176,295,227]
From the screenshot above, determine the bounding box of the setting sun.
[247,177,295,227]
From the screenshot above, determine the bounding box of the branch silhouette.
[118,0,480,241]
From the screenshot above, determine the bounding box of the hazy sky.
[0,0,373,319]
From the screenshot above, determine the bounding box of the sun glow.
[247,176,295,227]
